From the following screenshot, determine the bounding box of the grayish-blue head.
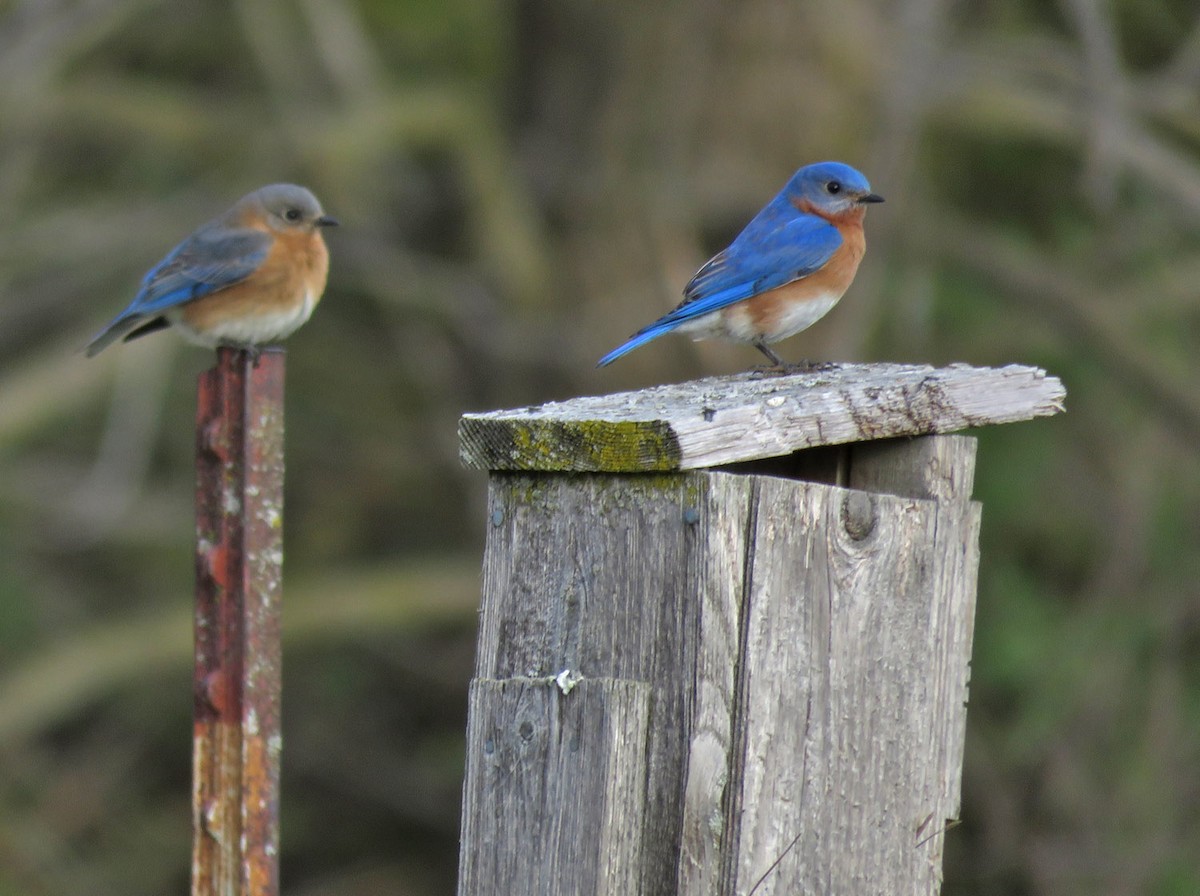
[233,183,340,232]
[784,162,884,216]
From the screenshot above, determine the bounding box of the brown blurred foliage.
[1,0,1199,894]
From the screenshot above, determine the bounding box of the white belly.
[757,292,841,342]
[676,291,841,344]
[169,290,317,348]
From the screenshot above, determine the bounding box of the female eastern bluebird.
[598,161,883,367]
[86,184,337,356]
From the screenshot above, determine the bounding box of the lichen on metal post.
[192,346,285,896]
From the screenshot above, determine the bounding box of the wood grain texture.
[676,475,752,896]
[460,436,979,894]
[727,476,978,896]
[457,677,651,896]
[459,363,1064,472]
[848,434,977,504]
[848,435,980,852]
[473,472,744,895]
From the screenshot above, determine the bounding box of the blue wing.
[85,226,271,356]
[598,210,842,366]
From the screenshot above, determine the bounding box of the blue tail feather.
[596,323,673,367]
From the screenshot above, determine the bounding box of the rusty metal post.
[192,347,285,896]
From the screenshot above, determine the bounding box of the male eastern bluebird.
[85,184,337,356]
[597,161,882,367]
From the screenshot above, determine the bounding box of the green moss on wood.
[460,417,683,472]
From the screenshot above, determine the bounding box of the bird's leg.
[754,340,787,366]
[749,340,841,377]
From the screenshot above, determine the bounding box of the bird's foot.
[790,359,840,373]
[748,359,840,378]
[216,342,266,367]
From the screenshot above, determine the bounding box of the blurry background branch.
[0,559,478,744]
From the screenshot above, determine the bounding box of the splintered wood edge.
[458,363,1066,472]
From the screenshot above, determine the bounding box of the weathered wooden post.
[193,347,286,896]
[456,363,1064,896]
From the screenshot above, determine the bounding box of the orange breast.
[743,218,866,337]
[181,229,330,334]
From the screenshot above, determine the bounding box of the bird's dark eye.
[283,208,302,222]
[826,181,842,195]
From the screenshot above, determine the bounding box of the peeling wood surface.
[459,363,1064,472]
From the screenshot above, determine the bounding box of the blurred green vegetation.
[1,0,1198,893]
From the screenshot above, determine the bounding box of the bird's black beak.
[858,193,885,204]
[316,215,339,227]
